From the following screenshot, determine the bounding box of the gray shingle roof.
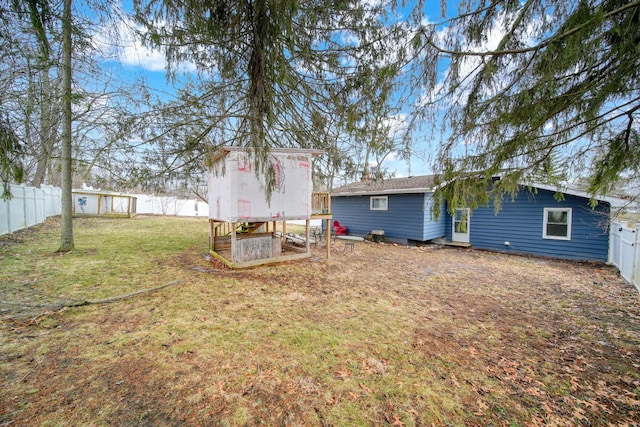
[331,175,438,196]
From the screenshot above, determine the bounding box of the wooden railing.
[311,192,331,216]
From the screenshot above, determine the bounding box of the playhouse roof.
[332,175,438,196]
[209,146,324,164]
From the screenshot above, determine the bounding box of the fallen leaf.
[473,399,488,416]
[391,415,404,426]
[359,382,372,394]
[573,406,588,421]
[333,369,351,379]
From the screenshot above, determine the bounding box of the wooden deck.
[210,245,311,269]
[444,241,472,248]
[208,192,334,268]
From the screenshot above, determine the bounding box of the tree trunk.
[31,68,57,187]
[58,0,74,252]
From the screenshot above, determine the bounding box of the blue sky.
[100,1,466,179]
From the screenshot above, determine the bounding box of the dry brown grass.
[1,216,639,426]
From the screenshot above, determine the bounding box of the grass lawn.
[1,216,639,426]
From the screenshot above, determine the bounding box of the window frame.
[370,196,388,211]
[543,207,572,240]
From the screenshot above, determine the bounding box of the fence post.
[1,184,9,235]
[609,221,616,264]
[619,222,627,272]
[16,183,26,233]
[610,221,624,268]
[635,225,640,292]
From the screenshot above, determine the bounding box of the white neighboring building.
[72,189,136,217]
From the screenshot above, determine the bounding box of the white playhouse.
[208,147,331,268]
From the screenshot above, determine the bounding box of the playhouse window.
[370,196,388,211]
[543,208,572,240]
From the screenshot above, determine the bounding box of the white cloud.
[383,151,397,162]
[92,3,196,73]
[116,33,167,72]
[383,112,408,138]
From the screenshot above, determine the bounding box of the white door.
[452,208,470,243]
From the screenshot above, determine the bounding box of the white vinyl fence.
[1,183,62,236]
[609,221,640,293]
[131,194,208,217]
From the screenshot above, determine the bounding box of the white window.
[543,208,572,240]
[370,196,388,211]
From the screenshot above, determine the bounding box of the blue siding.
[445,188,610,262]
[332,193,445,241]
[423,196,447,240]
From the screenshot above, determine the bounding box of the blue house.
[331,176,619,262]
[331,176,445,244]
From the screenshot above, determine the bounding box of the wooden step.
[444,241,472,248]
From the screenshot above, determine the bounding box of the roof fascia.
[524,182,625,207]
[332,188,434,196]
